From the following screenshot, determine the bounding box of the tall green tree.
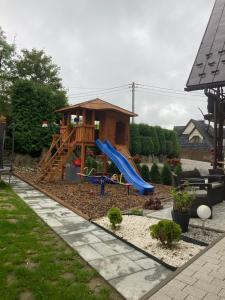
[141,136,153,156]
[155,126,166,155]
[11,80,67,156]
[129,124,141,155]
[0,27,15,117]
[15,49,63,90]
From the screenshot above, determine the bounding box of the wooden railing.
[75,125,95,143]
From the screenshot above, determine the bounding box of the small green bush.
[140,164,150,181]
[171,187,194,213]
[107,162,120,174]
[107,207,123,229]
[130,208,143,216]
[175,164,182,177]
[150,219,181,248]
[150,163,161,183]
[161,163,172,185]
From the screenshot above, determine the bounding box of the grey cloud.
[1,0,214,127]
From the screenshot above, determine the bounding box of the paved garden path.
[145,201,225,232]
[8,176,171,300]
[148,235,225,300]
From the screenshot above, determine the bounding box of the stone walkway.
[146,201,225,232]
[148,235,225,300]
[8,176,171,300]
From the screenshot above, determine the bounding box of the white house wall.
[189,129,203,142]
[183,122,195,134]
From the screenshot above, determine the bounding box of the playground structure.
[39,98,154,195]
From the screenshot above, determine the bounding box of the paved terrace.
[148,236,225,300]
[9,176,171,300]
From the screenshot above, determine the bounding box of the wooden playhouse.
[39,98,137,181]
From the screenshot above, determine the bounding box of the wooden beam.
[80,143,86,174]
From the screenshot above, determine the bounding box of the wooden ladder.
[38,128,77,182]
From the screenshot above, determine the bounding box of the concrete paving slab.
[97,234,116,242]
[89,254,142,280]
[136,258,160,270]
[110,267,171,300]
[58,222,97,235]
[125,250,147,261]
[90,242,118,257]
[56,215,87,225]
[105,239,134,254]
[74,244,103,261]
[63,232,101,247]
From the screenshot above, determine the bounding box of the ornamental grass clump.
[171,187,194,213]
[107,207,123,229]
[150,219,181,248]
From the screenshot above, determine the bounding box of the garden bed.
[94,215,209,268]
[14,167,172,219]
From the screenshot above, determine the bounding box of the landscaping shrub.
[107,162,120,174]
[129,124,141,155]
[161,163,172,185]
[141,136,154,156]
[130,208,143,216]
[171,188,194,213]
[150,219,181,248]
[140,164,150,181]
[107,207,123,229]
[175,164,182,177]
[143,197,163,210]
[150,163,161,183]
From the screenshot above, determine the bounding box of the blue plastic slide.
[96,139,154,195]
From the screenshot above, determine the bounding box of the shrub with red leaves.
[143,197,163,210]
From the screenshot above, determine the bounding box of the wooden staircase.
[38,128,77,182]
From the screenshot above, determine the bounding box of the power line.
[69,87,130,100]
[138,83,204,97]
[137,86,205,98]
[68,84,129,97]
[136,88,205,100]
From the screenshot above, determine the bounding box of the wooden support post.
[218,100,224,165]
[81,144,86,174]
[213,99,218,169]
[82,110,86,126]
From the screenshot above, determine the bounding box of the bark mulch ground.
[14,168,172,219]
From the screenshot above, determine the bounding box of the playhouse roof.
[55,98,138,117]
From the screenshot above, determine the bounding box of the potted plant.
[170,185,195,232]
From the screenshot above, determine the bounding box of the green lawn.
[0,181,122,300]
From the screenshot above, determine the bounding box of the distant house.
[174,119,215,162]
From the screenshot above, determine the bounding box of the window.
[190,136,201,144]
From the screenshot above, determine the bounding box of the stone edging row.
[13,172,90,220]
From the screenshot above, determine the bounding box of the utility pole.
[131,82,135,124]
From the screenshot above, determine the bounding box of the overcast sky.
[1,0,214,128]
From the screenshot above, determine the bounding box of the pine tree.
[129,124,141,155]
[161,164,172,185]
[140,164,150,181]
[150,163,161,183]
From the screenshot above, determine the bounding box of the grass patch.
[0,181,122,300]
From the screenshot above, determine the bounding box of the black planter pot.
[171,210,190,233]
